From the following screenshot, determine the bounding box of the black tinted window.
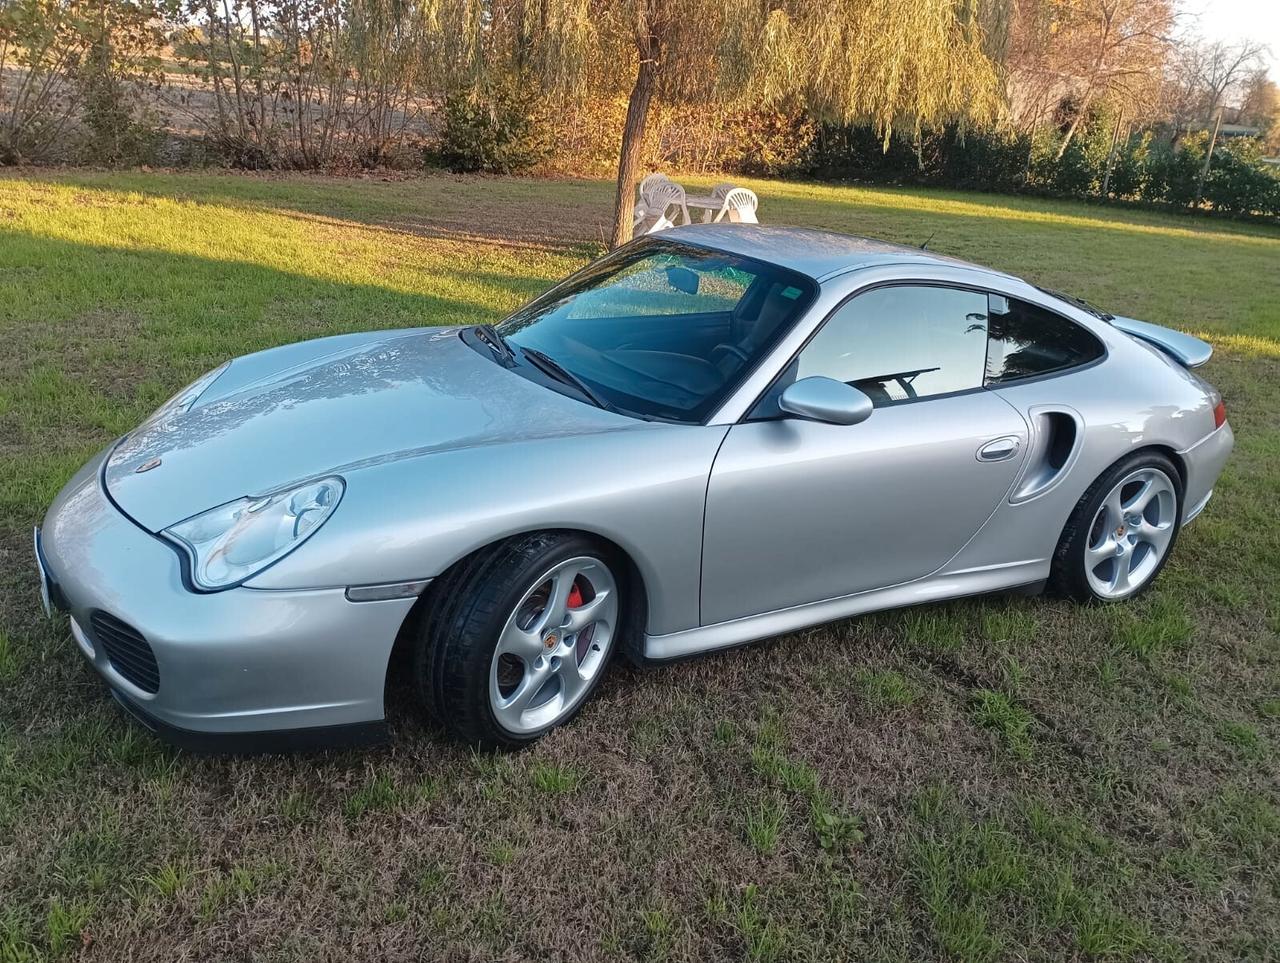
[985,295,1104,383]
[795,285,989,405]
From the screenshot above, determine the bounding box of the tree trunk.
[1100,109,1124,197]
[1194,104,1224,208]
[1054,83,1095,161]
[610,55,657,249]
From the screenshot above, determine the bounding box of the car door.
[700,283,1029,626]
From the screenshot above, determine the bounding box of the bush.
[77,20,164,166]
[1203,138,1280,217]
[711,107,816,177]
[430,76,551,174]
[0,0,164,166]
[1106,132,1150,199]
[938,127,1031,192]
[785,116,1277,222]
[1143,134,1205,207]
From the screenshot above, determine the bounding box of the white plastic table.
[683,193,726,223]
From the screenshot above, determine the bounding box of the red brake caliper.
[567,580,590,660]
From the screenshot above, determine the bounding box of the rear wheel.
[415,533,622,748]
[1050,452,1183,603]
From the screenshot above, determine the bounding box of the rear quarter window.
[985,294,1105,384]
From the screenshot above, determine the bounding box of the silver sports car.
[36,225,1233,751]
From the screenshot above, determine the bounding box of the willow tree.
[473,0,1002,246]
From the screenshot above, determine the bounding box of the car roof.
[664,224,1020,284]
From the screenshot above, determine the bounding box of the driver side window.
[795,285,989,406]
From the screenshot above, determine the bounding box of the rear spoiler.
[1110,316,1213,368]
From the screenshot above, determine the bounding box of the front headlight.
[163,477,344,590]
[148,361,231,423]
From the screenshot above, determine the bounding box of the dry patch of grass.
[0,169,1277,961]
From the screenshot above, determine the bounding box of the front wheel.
[1050,452,1184,603]
[414,533,622,748]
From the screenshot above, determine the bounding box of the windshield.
[495,239,817,422]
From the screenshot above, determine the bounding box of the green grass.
[1,168,1278,960]
[528,760,584,794]
[745,795,787,853]
[855,668,921,707]
[970,690,1037,760]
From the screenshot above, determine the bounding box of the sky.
[1186,0,1280,82]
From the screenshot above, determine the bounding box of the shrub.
[0,0,86,163]
[1105,132,1150,199]
[1143,134,1205,207]
[1203,138,1280,216]
[714,106,816,177]
[430,76,551,175]
[938,126,1031,193]
[0,0,164,166]
[76,10,164,166]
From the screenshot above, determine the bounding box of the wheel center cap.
[543,631,559,650]
[1115,524,1126,537]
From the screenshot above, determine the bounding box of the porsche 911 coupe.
[35,225,1233,751]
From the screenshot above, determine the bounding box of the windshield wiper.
[519,347,619,414]
[473,323,516,365]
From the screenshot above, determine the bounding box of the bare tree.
[1047,0,1174,160]
[1180,38,1267,203]
[1193,39,1269,121]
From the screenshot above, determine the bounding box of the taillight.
[1213,399,1227,429]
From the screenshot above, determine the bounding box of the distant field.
[1,169,1277,962]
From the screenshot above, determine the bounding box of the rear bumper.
[39,446,419,750]
[1179,422,1234,524]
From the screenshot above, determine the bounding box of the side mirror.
[778,376,874,426]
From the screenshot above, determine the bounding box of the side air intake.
[1011,408,1080,502]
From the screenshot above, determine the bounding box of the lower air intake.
[90,612,160,694]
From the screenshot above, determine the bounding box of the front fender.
[247,424,729,637]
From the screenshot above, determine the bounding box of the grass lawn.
[1,169,1278,962]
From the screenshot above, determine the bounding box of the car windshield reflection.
[494,239,816,423]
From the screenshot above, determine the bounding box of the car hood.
[105,327,636,532]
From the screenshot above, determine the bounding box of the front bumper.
[38,446,420,751]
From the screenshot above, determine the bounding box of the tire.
[414,532,624,749]
[1049,450,1184,604]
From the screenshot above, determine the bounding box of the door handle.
[977,436,1021,462]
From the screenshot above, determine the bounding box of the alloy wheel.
[1084,467,1178,600]
[488,555,618,734]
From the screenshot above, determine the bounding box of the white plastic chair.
[712,187,758,224]
[636,212,677,235]
[695,183,738,222]
[638,172,670,200]
[633,179,689,233]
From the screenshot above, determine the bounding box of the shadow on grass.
[8,168,1280,275]
[0,231,546,363]
[5,169,616,254]
[0,230,555,544]
[12,170,1278,343]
